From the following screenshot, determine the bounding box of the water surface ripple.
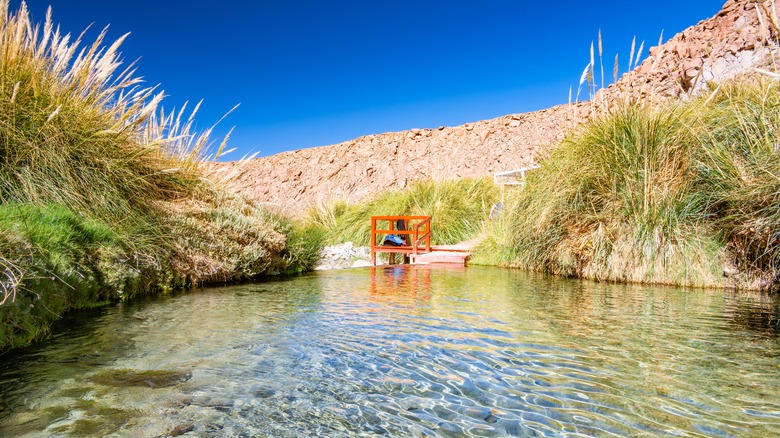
[1,266,780,436]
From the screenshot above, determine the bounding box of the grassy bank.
[288,75,780,293]
[0,3,321,351]
[306,177,498,247]
[484,77,780,291]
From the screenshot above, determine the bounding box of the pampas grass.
[495,103,721,287]
[693,78,780,289]
[0,1,321,351]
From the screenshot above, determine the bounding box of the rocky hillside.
[216,102,590,213]
[218,0,779,215]
[600,0,780,102]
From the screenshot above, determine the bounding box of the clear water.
[1,266,780,437]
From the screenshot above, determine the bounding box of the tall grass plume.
[0,2,321,351]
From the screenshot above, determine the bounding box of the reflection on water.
[369,265,433,301]
[1,266,780,436]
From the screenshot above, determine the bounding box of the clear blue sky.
[21,0,722,160]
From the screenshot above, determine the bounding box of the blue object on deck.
[384,234,405,246]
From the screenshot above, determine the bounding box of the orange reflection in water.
[369,265,433,302]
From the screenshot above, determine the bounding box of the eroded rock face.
[218,0,779,215]
[598,0,780,103]
[215,102,589,215]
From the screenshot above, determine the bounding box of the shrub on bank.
[162,186,324,284]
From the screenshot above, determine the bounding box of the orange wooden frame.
[370,215,432,265]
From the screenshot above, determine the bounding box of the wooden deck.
[370,216,472,266]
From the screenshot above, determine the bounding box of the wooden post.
[370,216,377,266]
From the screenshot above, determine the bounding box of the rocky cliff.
[600,0,780,102]
[218,0,780,215]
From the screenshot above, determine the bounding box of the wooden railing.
[370,215,432,265]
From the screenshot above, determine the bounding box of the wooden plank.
[410,251,471,266]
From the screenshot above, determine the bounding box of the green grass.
[307,178,499,247]
[692,79,780,289]
[0,203,143,349]
[491,104,721,287]
[487,76,780,291]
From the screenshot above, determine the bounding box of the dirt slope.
[217,0,779,215]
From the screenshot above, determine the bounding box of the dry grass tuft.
[492,76,780,291]
[0,2,321,351]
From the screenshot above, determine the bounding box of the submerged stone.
[92,369,192,388]
[170,423,195,436]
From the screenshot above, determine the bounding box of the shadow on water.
[724,289,780,334]
[0,292,182,419]
[1,266,780,436]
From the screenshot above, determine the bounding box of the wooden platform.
[369,215,477,267]
[373,244,473,266]
[410,250,471,266]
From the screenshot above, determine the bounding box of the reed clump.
[491,76,780,291]
[0,2,320,351]
[693,79,780,289]
[306,178,498,246]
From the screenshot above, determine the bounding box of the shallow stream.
[1,266,780,436]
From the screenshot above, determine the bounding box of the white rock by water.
[314,242,379,270]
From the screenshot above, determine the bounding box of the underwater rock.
[91,369,192,388]
[170,423,195,436]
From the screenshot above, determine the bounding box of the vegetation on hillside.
[306,178,498,247]
[0,2,321,351]
[483,77,780,291]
